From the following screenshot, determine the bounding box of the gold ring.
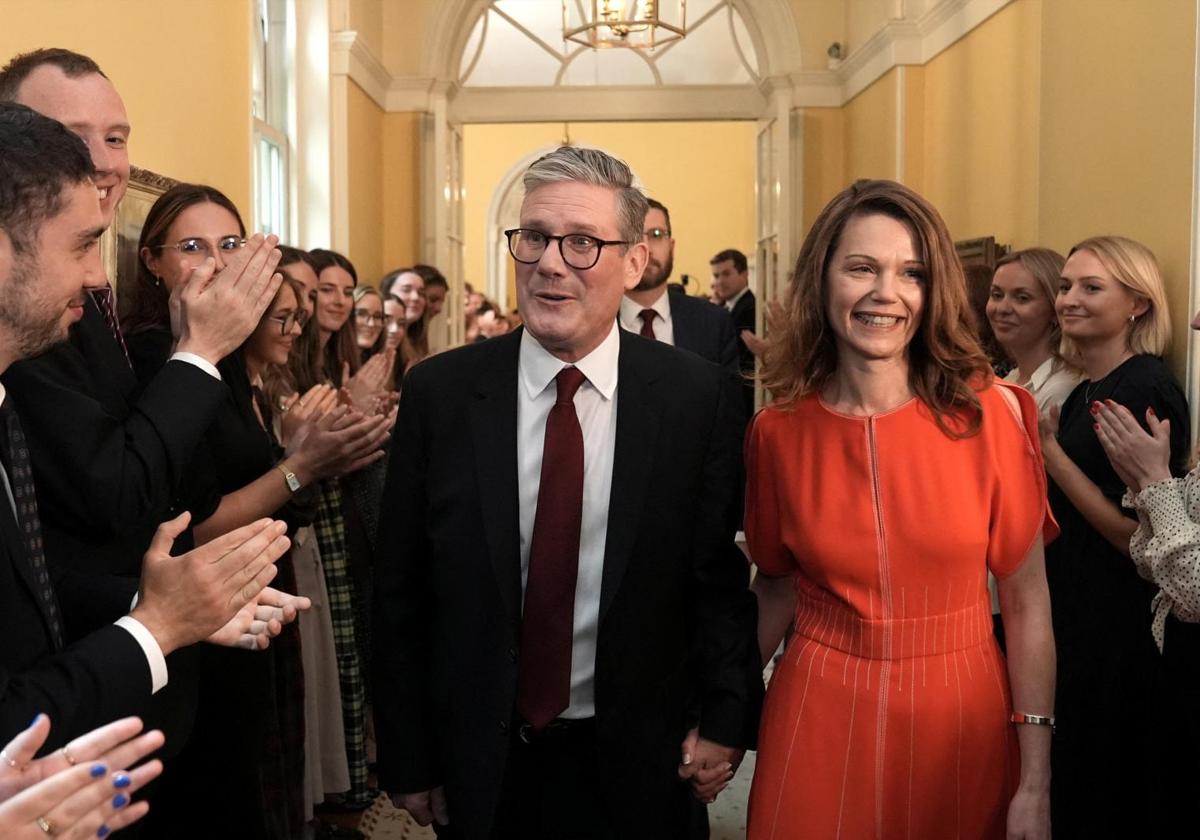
[0,749,17,768]
[36,815,54,834]
[59,744,77,766]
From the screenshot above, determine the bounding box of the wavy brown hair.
[760,179,992,438]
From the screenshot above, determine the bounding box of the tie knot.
[638,308,656,326]
[554,366,587,405]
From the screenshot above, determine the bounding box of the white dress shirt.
[724,285,751,312]
[1003,357,1081,416]
[0,383,168,693]
[619,288,674,346]
[517,324,620,719]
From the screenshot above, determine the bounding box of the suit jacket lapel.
[599,331,661,625]
[469,331,523,626]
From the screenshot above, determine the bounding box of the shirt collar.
[519,321,620,402]
[619,286,670,325]
[1027,356,1059,391]
[724,285,750,311]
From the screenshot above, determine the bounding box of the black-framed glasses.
[645,227,671,241]
[154,236,246,259]
[504,228,630,271]
[267,310,309,335]
[354,308,385,326]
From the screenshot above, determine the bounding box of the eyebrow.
[76,225,107,248]
[842,253,926,265]
[66,121,131,136]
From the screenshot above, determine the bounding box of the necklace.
[1082,369,1115,405]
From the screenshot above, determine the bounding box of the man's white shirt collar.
[519,321,620,403]
[724,285,750,311]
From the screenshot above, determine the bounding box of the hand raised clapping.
[1093,399,1172,494]
[0,716,164,839]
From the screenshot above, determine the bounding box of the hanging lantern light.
[563,1,687,50]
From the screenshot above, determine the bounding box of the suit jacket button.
[508,647,518,663]
[499,720,509,734]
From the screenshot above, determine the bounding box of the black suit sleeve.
[3,348,225,547]
[373,365,440,794]
[715,309,740,379]
[0,625,152,752]
[690,371,763,749]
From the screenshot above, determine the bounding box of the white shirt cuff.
[169,352,221,380]
[113,616,169,694]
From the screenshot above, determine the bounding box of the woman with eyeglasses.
[352,286,387,358]
[124,185,386,837]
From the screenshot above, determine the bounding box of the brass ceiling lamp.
[562,1,687,50]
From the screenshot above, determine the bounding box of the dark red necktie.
[516,366,587,730]
[638,308,657,340]
[90,285,131,368]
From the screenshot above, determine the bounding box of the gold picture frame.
[100,165,177,297]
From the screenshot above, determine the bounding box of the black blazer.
[1,302,225,587]
[374,329,762,839]
[729,289,757,415]
[668,293,739,375]
[0,420,156,751]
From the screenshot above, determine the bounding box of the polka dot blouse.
[1124,475,1200,651]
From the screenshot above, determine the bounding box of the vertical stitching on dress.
[768,641,820,839]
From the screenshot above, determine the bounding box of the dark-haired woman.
[381,267,430,367]
[746,180,1055,839]
[127,186,388,834]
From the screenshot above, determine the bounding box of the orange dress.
[745,384,1055,840]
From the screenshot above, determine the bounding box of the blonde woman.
[1039,236,1189,836]
[986,248,1081,414]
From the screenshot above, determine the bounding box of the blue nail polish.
[90,764,106,778]
[112,793,128,809]
[28,713,41,728]
[113,773,131,789]
[97,826,110,838]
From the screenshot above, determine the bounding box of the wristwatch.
[277,463,301,493]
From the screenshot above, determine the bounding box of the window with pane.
[252,0,293,239]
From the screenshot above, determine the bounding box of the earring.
[154,276,163,288]
[1129,314,1136,323]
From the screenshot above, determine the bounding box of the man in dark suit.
[0,101,294,750]
[710,248,756,415]
[0,49,283,595]
[620,198,738,374]
[375,147,762,839]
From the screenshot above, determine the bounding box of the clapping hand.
[206,586,312,650]
[342,352,395,413]
[1094,400,1172,494]
[0,716,164,839]
[280,385,339,446]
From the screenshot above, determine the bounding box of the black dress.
[139,347,310,839]
[1045,353,1190,838]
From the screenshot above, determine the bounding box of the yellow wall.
[0,0,254,216]
[1039,0,1196,372]
[345,78,385,284]
[843,67,900,182]
[380,112,423,276]
[913,0,1041,248]
[800,107,845,231]
[463,121,757,301]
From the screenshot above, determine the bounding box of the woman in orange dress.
[745,180,1056,840]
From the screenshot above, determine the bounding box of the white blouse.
[1124,475,1200,651]
[1004,356,1082,416]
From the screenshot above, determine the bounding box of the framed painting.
[100,165,177,296]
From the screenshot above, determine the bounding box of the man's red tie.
[638,308,656,340]
[515,366,587,731]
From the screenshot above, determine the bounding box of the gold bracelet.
[1010,712,1055,732]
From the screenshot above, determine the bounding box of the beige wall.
[0,0,255,215]
[1039,0,1197,373]
[381,112,424,275]
[463,121,757,303]
[913,0,1041,248]
[843,67,900,182]
[345,78,385,284]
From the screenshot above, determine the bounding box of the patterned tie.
[515,366,587,730]
[0,402,63,649]
[89,285,132,368]
[638,308,657,340]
